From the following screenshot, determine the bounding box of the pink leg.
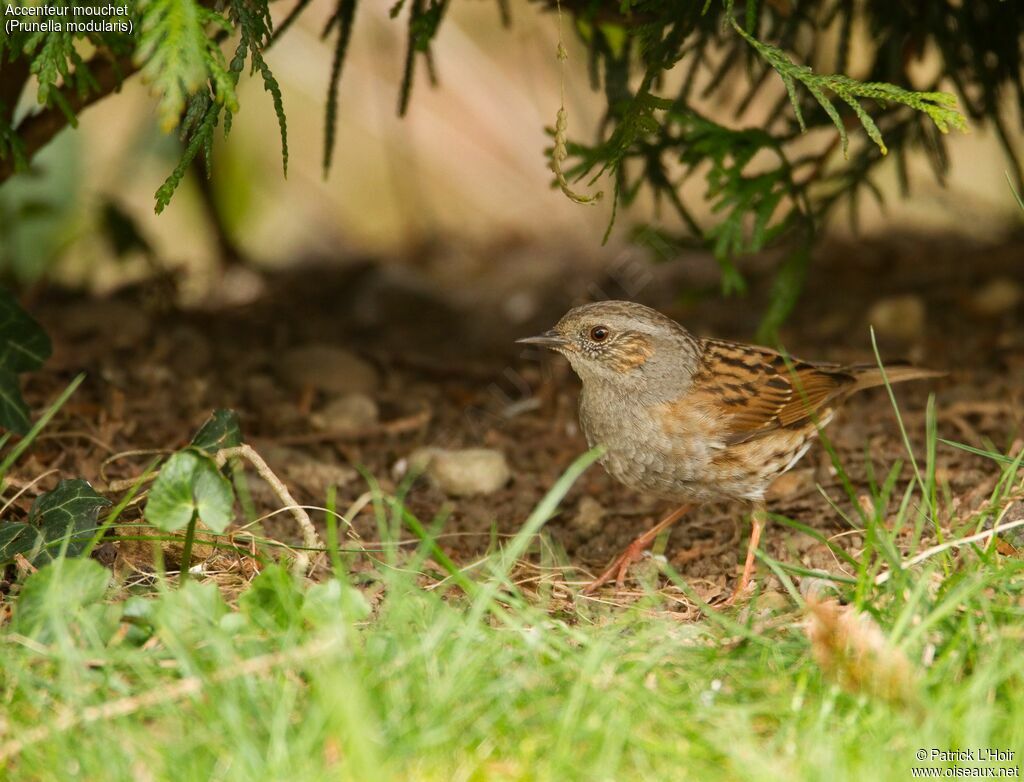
[582,504,692,594]
[727,504,766,604]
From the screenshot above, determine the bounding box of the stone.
[757,590,791,612]
[409,447,511,497]
[866,295,926,342]
[263,446,358,496]
[969,276,1022,317]
[311,393,379,432]
[277,344,378,394]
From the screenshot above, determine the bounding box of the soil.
[9,232,1024,601]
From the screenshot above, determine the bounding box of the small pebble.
[278,344,378,394]
[264,446,358,495]
[800,576,841,601]
[311,393,379,432]
[757,590,791,612]
[968,276,1022,317]
[409,447,511,496]
[867,295,926,342]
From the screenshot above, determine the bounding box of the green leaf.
[780,74,805,132]
[135,0,236,132]
[0,369,31,435]
[0,289,51,434]
[756,240,811,343]
[155,99,221,213]
[938,438,1013,465]
[728,14,964,156]
[838,93,886,155]
[0,374,85,486]
[145,448,235,533]
[0,288,51,374]
[0,522,43,564]
[323,0,359,176]
[151,579,228,646]
[230,0,289,175]
[240,564,305,632]
[191,409,243,453]
[27,478,112,562]
[302,578,371,625]
[12,557,113,644]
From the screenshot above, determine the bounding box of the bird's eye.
[589,326,610,342]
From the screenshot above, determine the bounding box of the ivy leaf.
[0,288,52,434]
[0,289,50,373]
[145,449,235,533]
[191,409,242,454]
[27,479,112,562]
[0,370,31,435]
[0,480,111,566]
[0,521,42,564]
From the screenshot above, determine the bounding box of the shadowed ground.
[14,232,1023,605]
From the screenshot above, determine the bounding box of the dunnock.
[519,300,940,599]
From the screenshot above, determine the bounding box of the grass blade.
[0,373,85,490]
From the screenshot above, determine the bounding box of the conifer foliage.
[0,0,1021,326]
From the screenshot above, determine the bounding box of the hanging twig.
[549,0,602,205]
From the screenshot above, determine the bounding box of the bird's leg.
[728,503,767,604]
[582,504,691,594]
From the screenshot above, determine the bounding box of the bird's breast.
[578,387,718,500]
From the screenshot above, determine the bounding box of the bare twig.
[875,516,1024,586]
[215,444,323,572]
[0,53,137,185]
[0,469,59,517]
[0,58,31,125]
[102,449,170,491]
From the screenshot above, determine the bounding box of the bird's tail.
[847,361,945,391]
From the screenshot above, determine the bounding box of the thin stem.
[179,509,199,581]
[324,484,345,576]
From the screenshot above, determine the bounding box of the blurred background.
[3,0,1021,303]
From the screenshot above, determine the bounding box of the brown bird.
[518,300,940,600]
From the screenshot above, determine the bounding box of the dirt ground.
[10,231,1024,600]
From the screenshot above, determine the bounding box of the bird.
[517,300,940,600]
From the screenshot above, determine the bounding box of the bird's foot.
[579,504,691,596]
[581,539,651,595]
[722,574,756,606]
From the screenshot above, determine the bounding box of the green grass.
[2,415,1024,780]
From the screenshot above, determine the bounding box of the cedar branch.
[0,52,137,185]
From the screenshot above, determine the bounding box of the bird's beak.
[516,330,569,350]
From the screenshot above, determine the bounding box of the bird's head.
[517,300,701,392]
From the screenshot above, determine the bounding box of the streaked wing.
[695,339,855,444]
